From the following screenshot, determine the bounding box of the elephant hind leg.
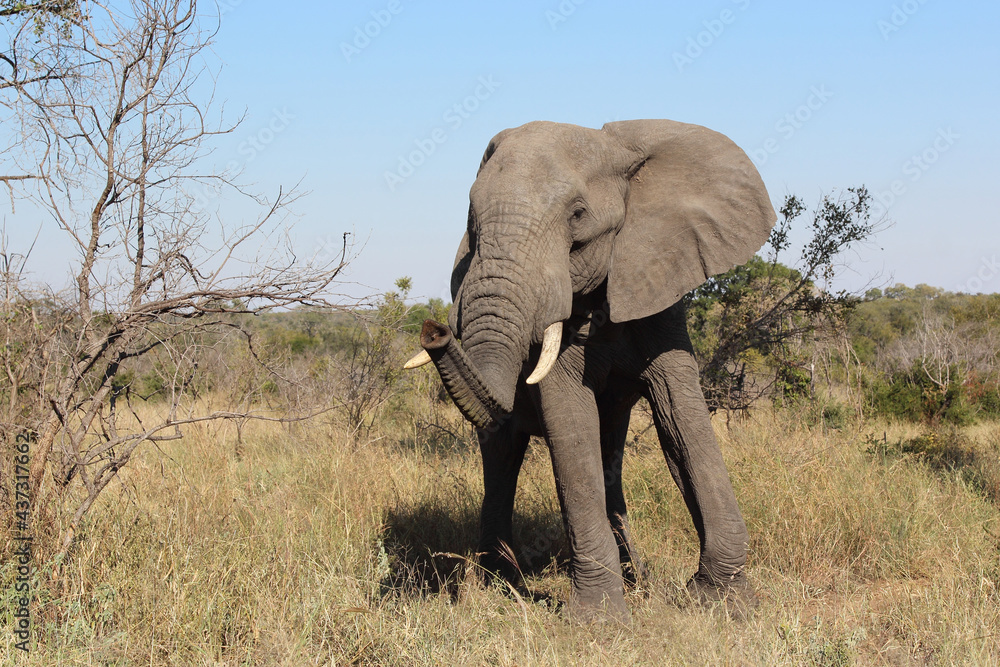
[477,422,530,587]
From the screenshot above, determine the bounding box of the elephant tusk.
[525,321,563,385]
[403,349,432,369]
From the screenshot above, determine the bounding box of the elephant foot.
[476,543,523,589]
[620,556,650,592]
[685,572,759,621]
[564,590,631,625]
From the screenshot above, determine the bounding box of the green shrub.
[964,371,1000,418]
[819,401,849,429]
[865,361,974,425]
[773,364,812,403]
[865,374,923,422]
[979,388,1000,416]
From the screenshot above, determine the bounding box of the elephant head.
[414,120,775,426]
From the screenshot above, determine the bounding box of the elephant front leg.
[642,349,756,614]
[535,356,629,623]
[599,392,648,589]
[477,420,530,586]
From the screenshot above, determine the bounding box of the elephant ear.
[447,219,473,335]
[602,119,776,323]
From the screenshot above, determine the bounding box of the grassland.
[3,394,1000,665]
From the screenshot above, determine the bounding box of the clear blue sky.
[14,1,1000,301]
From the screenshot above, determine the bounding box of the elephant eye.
[570,207,586,221]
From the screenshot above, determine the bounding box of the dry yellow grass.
[3,397,1000,665]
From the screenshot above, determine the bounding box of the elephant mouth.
[404,319,564,429]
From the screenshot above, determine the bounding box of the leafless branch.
[1,0,362,561]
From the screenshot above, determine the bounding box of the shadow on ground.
[381,498,569,601]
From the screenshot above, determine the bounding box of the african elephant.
[405,119,775,622]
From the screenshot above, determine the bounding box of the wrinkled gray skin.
[414,120,775,623]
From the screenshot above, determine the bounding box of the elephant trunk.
[423,214,571,429]
[418,319,509,429]
[448,254,536,418]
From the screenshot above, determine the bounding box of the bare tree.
[881,301,999,412]
[0,1,79,19]
[912,305,960,392]
[1,0,355,557]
